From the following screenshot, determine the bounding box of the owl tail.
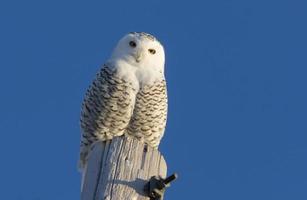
[80,162,88,191]
[78,149,88,191]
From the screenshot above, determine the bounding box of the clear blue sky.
[0,0,306,199]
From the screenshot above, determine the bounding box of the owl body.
[79,32,167,170]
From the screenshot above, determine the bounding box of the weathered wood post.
[81,135,168,200]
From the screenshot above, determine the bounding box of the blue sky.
[0,0,307,199]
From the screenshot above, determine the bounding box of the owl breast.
[126,80,168,148]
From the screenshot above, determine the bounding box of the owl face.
[110,32,165,72]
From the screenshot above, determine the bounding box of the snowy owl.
[79,32,167,170]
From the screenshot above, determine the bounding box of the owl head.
[110,32,165,72]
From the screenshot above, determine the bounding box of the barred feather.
[126,80,167,147]
[79,65,137,169]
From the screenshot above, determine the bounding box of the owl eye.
[129,41,136,48]
[148,49,156,54]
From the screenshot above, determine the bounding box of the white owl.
[79,32,167,171]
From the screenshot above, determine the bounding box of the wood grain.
[81,136,167,200]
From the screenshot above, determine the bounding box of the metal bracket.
[144,173,178,200]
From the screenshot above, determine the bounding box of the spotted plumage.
[79,32,167,171]
[126,80,167,147]
[130,32,158,42]
[79,66,137,169]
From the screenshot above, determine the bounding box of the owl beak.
[134,51,143,63]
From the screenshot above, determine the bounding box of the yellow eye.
[129,41,136,48]
[148,49,156,54]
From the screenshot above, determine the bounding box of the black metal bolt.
[145,173,178,200]
[163,173,178,185]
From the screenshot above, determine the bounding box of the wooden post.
[81,136,167,200]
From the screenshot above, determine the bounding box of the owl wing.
[126,80,168,148]
[79,64,137,170]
